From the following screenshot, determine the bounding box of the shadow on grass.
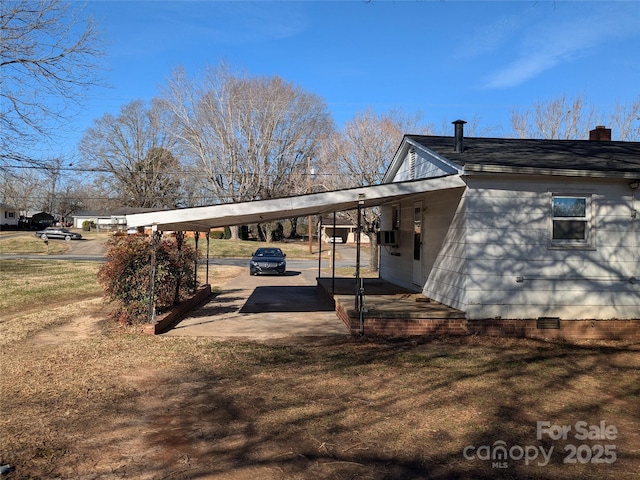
[5,336,640,479]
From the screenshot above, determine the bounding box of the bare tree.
[79,99,183,209]
[323,108,432,272]
[609,96,640,141]
[511,94,597,140]
[162,63,334,240]
[1,0,104,165]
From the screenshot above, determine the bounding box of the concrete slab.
[162,264,350,339]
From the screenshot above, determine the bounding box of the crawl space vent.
[537,317,560,329]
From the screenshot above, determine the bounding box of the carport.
[126,175,465,329]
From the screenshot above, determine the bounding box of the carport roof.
[126,175,465,232]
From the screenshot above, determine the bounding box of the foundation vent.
[537,317,560,329]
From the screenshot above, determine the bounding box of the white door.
[413,202,422,286]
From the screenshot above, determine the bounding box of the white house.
[0,203,19,227]
[379,123,640,322]
[73,208,155,231]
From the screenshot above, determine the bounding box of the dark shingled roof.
[406,135,640,175]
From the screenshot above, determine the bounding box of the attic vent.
[409,149,416,179]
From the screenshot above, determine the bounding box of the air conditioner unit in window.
[378,230,398,246]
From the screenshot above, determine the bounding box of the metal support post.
[174,231,184,305]
[193,231,199,293]
[317,217,322,279]
[332,211,336,294]
[148,229,161,323]
[205,231,210,285]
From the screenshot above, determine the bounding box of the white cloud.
[482,3,640,89]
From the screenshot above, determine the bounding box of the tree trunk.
[367,232,379,273]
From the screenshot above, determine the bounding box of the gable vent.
[409,149,416,179]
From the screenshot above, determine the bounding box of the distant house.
[73,208,157,231]
[320,214,369,244]
[0,203,19,228]
[379,123,640,325]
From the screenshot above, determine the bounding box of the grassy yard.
[0,233,70,254]
[0,260,637,479]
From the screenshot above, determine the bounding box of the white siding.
[381,175,639,319]
[421,188,467,310]
[390,150,452,182]
[463,177,639,319]
[379,187,467,305]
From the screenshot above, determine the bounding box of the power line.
[2,163,340,176]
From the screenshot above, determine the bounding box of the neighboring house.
[73,211,113,230]
[320,214,369,244]
[74,208,158,231]
[0,203,19,227]
[379,123,640,322]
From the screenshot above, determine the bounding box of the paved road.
[0,237,369,270]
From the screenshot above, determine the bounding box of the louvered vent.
[409,149,416,179]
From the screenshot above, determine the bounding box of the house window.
[551,195,591,246]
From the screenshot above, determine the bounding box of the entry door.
[413,202,422,286]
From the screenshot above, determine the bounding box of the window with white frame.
[551,194,591,246]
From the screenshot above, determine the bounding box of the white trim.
[127,176,466,231]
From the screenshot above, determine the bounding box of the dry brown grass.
[0,233,70,254]
[2,329,639,479]
[0,261,638,479]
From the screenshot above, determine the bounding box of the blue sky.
[56,0,640,158]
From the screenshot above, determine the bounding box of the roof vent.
[452,119,466,153]
[589,125,611,141]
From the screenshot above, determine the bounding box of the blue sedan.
[249,247,287,275]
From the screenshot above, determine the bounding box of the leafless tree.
[79,99,183,209]
[322,108,432,272]
[0,167,39,217]
[162,63,334,240]
[510,93,639,141]
[510,93,596,139]
[1,0,104,166]
[609,96,640,141]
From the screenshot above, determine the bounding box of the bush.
[82,220,95,231]
[223,226,231,239]
[97,235,196,325]
[210,230,224,240]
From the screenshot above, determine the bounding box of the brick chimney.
[589,125,611,141]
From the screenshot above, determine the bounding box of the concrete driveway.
[163,262,350,339]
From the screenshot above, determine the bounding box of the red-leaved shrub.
[98,235,196,324]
